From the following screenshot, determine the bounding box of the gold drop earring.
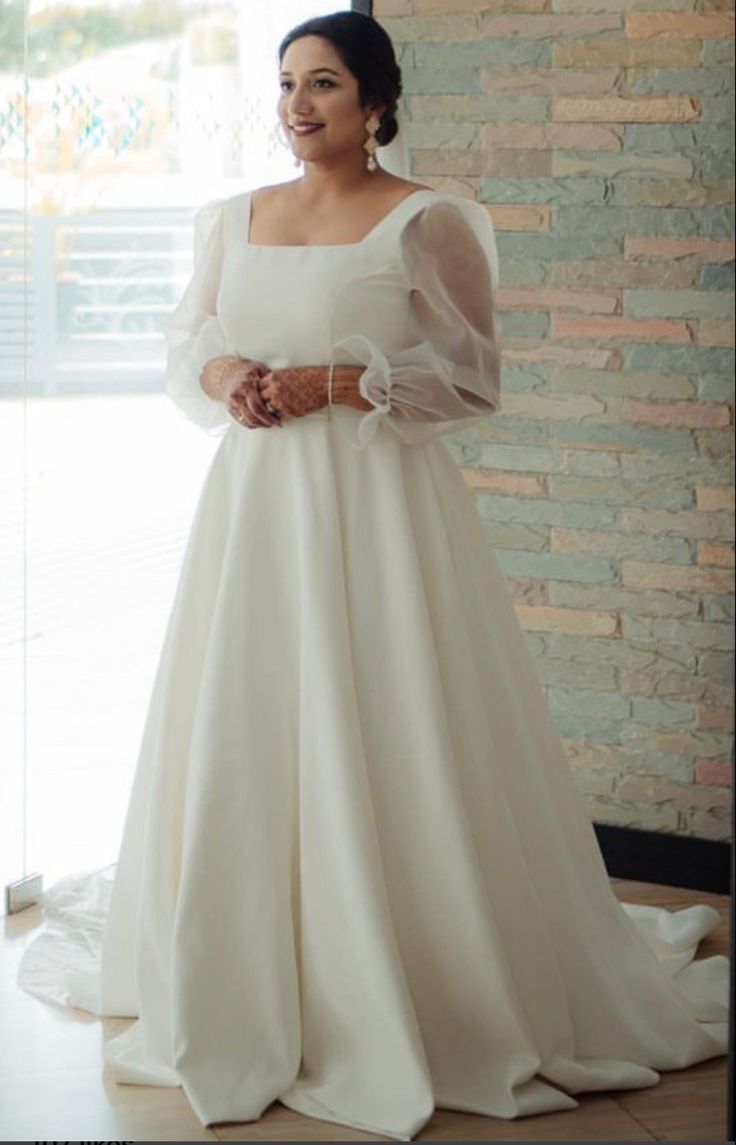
[363,114,380,172]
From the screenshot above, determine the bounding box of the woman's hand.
[200,356,282,429]
[258,367,329,420]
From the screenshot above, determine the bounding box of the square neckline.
[244,187,434,250]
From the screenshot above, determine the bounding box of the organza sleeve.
[331,199,502,449]
[162,199,237,433]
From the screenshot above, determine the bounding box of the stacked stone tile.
[377,0,734,839]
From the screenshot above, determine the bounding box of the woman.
[18,10,728,1142]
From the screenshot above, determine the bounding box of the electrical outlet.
[5,873,43,915]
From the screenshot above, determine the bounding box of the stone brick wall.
[374,0,735,840]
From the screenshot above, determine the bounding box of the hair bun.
[378,110,399,147]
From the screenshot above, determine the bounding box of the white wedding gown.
[17,189,729,1142]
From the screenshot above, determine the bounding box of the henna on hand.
[258,367,329,419]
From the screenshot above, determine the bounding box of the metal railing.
[0,208,195,396]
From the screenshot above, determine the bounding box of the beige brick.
[497,287,619,313]
[698,318,736,347]
[625,236,736,262]
[411,150,486,177]
[550,367,695,399]
[553,315,693,343]
[622,506,734,541]
[482,122,622,150]
[624,725,731,759]
[683,809,731,840]
[626,11,736,37]
[616,774,732,815]
[381,14,479,40]
[411,0,501,9]
[484,204,551,231]
[553,95,701,122]
[482,68,621,94]
[698,540,736,567]
[515,603,619,635]
[551,152,693,178]
[419,174,479,199]
[621,560,734,591]
[582,796,680,831]
[696,486,735,511]
[503,340,619,367]
[623,398,731,428]
[462,468,547,496]
[554,39,701,66]
[507,577,550,604]
[485,151,554,176]
[624,180,734,208]
[375,0,412,14]
[551,260,697,289]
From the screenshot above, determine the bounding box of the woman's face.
[278,35,376,166]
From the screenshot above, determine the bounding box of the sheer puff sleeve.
[163,199,236,434]
[331,198,502,449]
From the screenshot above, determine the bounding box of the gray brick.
[564,450,621,476]
[498,312,550,338]
[555,204,734,238]
[549,421,696,454]
[619,669,731,704]
[626,124,736,154]
[411,94,549,123]
[482,176,610,204]
[555,528,692,562]
[622,506,734,542]
[628,67,735,96]
[623,345,734,374]
[548,633,696,671]
[402,67,481,95]
[703,595,735,623]
[496,550,617,582]
[697,373,734,401]
[631,697,695,725]
[477,494,620,529]
[552,714,628,742]
[550,687,630,719]
[624,289,734,319]
[549,475,692,510]
[404,122,477,148]
[495,233,621,260]
[474,416,549,444]
[702,39,736,66]
[699,265,735,292]
[696,650,734,680]
[623,615,735,651]
[620,451,733,481]
[697,151,736,184]
[535,657,618,690]
[415,41,552,69]
[495,259,547,286]
[501,363,555,391]
[549,582,700,618]
[476,442,561,470]
[700,94,736,124]
[484,521,549,551]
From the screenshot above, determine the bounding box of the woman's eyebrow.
[279,67,342,77]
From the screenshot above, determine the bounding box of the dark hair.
[278,10,402,146]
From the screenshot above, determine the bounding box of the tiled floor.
[1,878,730,1141]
